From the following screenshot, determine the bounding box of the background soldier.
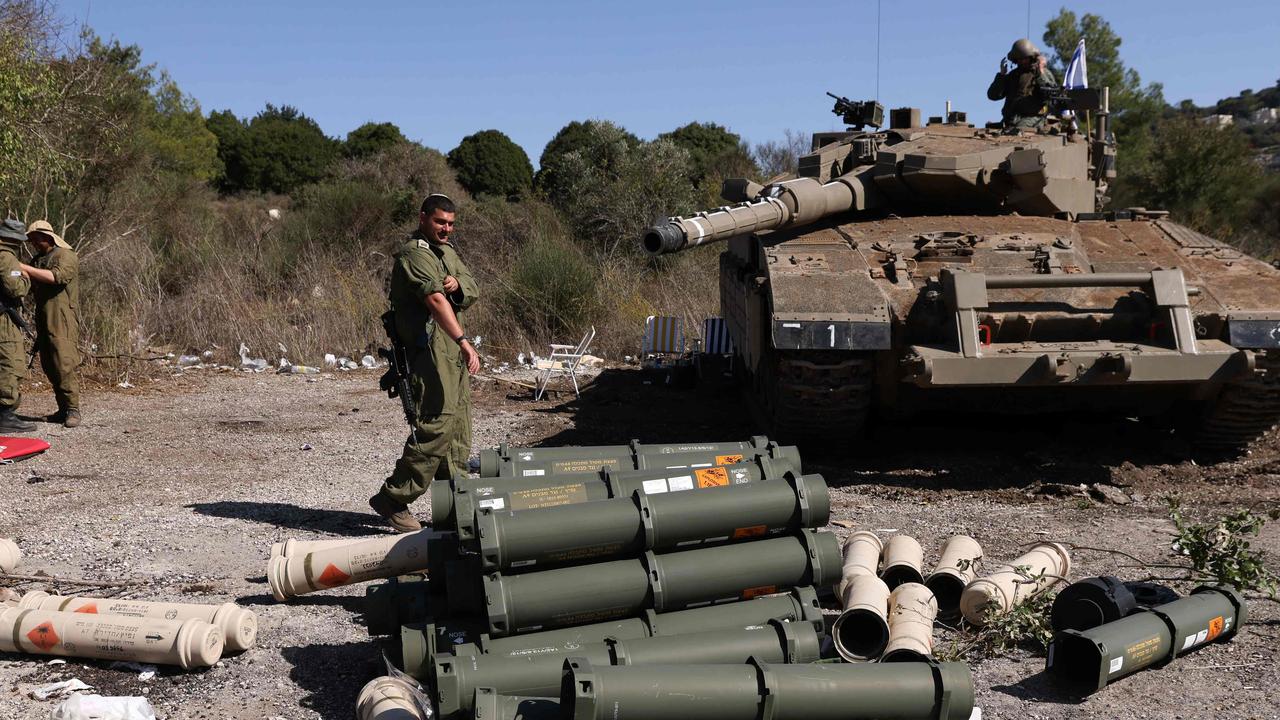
[0,218,33,433]
[21,220,82,427]
[369,194,481,532]
[987,38,1057,129]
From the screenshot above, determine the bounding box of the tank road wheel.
[753,350,874,445]
[1195,350,1280,456]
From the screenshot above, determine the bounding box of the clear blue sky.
[60,1,1280,164]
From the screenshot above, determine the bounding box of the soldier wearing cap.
[988,38,1057,130]
[368,194,481,532]
[20,220,81,428]
[0,218,34,433]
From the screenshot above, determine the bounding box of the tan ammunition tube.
[960,542,1071,625]
[879,535,925,589]
[1,588,19,606]
[0,606,223,668]
[831,574,891,661]
[270,537,361,559]
[18,591,256,652]
[268,530,441,601]
[881,583,938,662]
[0,538,20,573]
[837,531,882,599]
[356,675,429,720]
[925,536,983,619]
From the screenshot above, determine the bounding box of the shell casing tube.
[484,532,840,636]
[472,688,559,720]
[356,675,431,720]
[479,437,776,477]
[0,538,20,573]
[961,542,1071,626]
[1047,585,1246,694]
[267,530,443,601]
[925,536,983,620]
[832,574,891,661]
[447,457,793,541]
[1,588,21,606]
[17,590,257,652]
[879,535,925,589]
[433,620,821,717]
[468,586,823,658]
[881,583,938,662]
[270,537,360,559]
[477,473,829,571]
[562,657,975,720]
[837,531,883,599]
[491,444,803,480]
[0,606,223,669]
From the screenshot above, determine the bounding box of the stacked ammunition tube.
[342,437,977,720]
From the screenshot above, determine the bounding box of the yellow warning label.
[715,454,744,465]
[510,482,591,510]
[551,457,621,474]
[695,467,730,488]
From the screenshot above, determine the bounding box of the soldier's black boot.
[0,407,35,433]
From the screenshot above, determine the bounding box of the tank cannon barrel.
[642,167,882,256]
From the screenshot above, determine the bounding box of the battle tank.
[642,92,1280,455]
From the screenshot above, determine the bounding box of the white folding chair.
[642,315,684,366]
[535,326,596,400]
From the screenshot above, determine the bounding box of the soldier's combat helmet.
[1008,38,1040,62]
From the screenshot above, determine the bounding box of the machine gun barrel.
[642,167,883,256]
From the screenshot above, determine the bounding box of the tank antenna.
[875,0,881,102]
[1026,0,1031,38]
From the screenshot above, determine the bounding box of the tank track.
[1195,350,1280,455]
[755,351,874,443]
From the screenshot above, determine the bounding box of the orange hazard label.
[73,603,99,614]
[742,585,777,599]
[1207,616,1225,641]
[317,563,352,587]
[695,467,730,488]
[732,525,768,540]
[715,454,744,465]
[27,621,61,651]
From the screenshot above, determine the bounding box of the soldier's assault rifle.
[378,310,417,438]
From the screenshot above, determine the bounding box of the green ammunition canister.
[1046,585,1246,693]
[561,657,975,720]
[478,437,782,477]
[472,688,558,720]
[483,530,840,636]
[476,473,828,571]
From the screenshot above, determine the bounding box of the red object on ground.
[0,436,50,462]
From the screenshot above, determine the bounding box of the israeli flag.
[1064,38,1088,89]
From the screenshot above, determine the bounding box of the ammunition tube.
[356,675,430,720]
[0,538,19,573]
[925,536,982,620]
[832,574,891,661]
[484,531,840,636]
[562,657,975,720]
[960,542,1070,625]
[881,583,938,662]
[270,537,359,559]
[837,531,883,599]
[0,607,223,668]
[1,588,20,606]
[443,457,795,541]
[268,530,444,601]
[18,590,257,652]
[478,436,778,477]
[879,535,925,589]
[477,473,829,571]
[472,688,559,720]
[434,620,820,716]
[1047,585,1246,694]
[491,445,802,480]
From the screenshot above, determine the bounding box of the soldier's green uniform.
[378,230,480,507]
[30,244,81,414]
[987,65,1057,129]
[0,226,31,418]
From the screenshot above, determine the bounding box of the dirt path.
[1,369,1277,719]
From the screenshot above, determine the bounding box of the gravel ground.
[1,367,1277,719]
